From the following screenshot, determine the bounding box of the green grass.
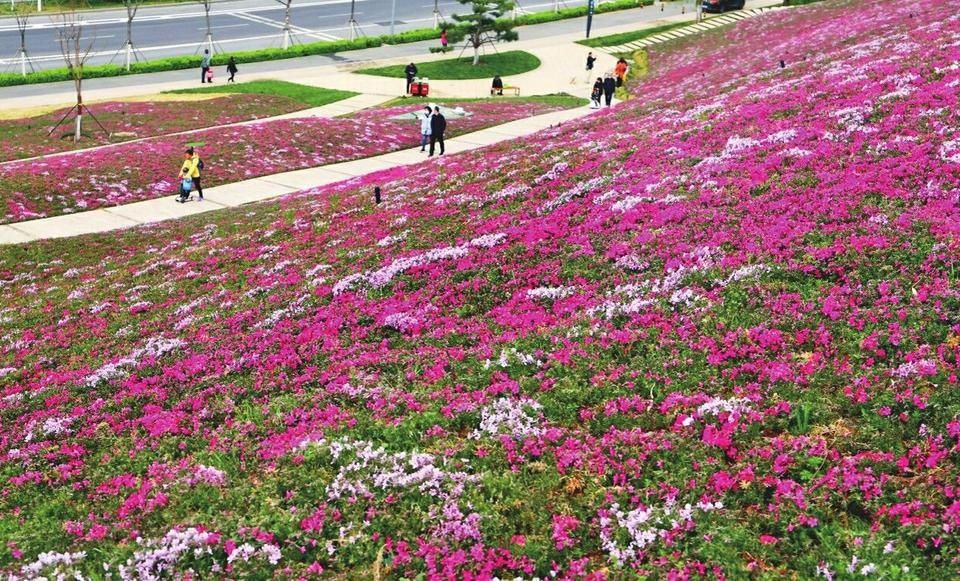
[165,80,357,108]
[577,20,695,48]
[356,51,541,80]
[377,93,588,108]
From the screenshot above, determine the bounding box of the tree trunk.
[473,44,480,66]
[74,113,83,143]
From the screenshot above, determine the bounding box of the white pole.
[390,0,396,36]
[554,0,559,12]
[125,42,131,71]
[433,0,440,29]
[282,28,289,49]
[37,0,41,11]
[20,50,26,77]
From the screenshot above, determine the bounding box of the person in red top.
[440,29,448,50]
[615,58,628,87]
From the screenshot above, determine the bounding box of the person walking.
[615,58,628,87]
[440,29,448,50]
[419,106,432,152]
[405,62,418,95]
[226,57,238,83]
[603,73,616,107]
[429,106,446,157]
[590,77,603,109]
[585,51,596,82]
[200,49,211,84]
[187,146,204,200]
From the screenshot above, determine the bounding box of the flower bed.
[2,1,960,578]
[0,94,313,162]
[0,98,579,223]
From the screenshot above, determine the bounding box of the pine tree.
[449,0,519,66]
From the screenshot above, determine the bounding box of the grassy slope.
[165,80,357,108]
[355,51,541,80]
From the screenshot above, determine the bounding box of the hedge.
[0,0,653,88]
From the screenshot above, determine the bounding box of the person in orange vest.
[615,58,628,87]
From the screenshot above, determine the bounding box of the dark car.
[702,0,745,13]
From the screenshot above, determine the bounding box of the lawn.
[356,50,541,80]
[165,80,357,108]
[577,20,695,48]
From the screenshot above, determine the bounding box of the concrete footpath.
[0,106,595,244]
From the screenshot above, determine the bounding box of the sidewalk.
[0,106,597,244]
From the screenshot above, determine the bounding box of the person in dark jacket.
[200,49,211,84]
[405,63,418,94]
[429,106,446,157]
[491,75,504,96]
[591,77,603,109]
[603,73,616,107]
[226,57,238,83]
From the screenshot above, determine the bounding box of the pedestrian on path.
[585,51,596,82]
[419,106,432,152]
[615,58,628,87]
[187,146,204,200]
[226,57,238,83]
[429,106,446,157]
[440,29,448,50]
[603,72,616,107]
[405,62,418,94]
[201,49,211,84]
[177,151,196,202]
[591,77,603,109]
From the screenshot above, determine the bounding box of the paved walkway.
[0,106,596,244]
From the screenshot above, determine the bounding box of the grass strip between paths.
[356,51,541,80]
[165,81,358,108]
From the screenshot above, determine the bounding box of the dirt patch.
[0,93,226,121]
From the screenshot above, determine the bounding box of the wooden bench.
[490,86,521,96]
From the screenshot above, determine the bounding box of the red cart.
[410,77,430,97]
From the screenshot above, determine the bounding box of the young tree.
[121,0,144,71]
[449,0,518,65]
[277,0,295,49]
[52,11,105,142]
[13,5,35,78]
[198,0,215,53]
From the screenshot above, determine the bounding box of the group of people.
[200,50,240,84]
[418,106,448,157]
[587,52,629,108]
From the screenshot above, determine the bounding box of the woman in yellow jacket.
[177,148,204,202]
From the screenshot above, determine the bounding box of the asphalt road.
[0,0,603,70]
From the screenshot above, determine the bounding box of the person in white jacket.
[419,106,432,152]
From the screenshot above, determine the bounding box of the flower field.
[3,0,960,578]
[0,94,313,162]
[0,98,580,224]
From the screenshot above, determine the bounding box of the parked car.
[702,0,746,13]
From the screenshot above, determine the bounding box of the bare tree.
[121,0,145,71]
[276,0,295,49]
[12,5,35,77]
[198,0,216,54]
[50,11,107,142]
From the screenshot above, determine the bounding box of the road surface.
[0,0,616,71]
